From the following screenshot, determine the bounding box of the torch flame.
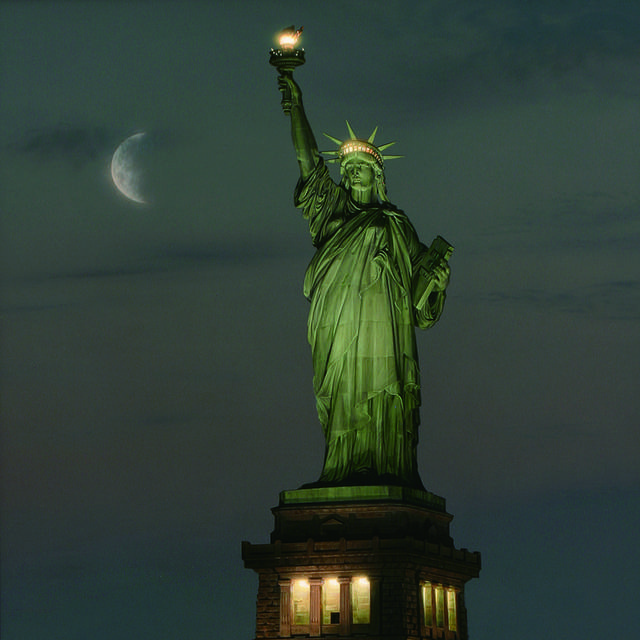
[279,25,303,49]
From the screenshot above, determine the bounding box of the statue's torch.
[269,26,305,115]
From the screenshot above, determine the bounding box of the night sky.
[2,2,639,639]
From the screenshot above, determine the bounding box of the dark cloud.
[427,1,640,73]
[356,1,640,115]
[483,279,640,319]
[8,123,175,167]
[1,238,308,291]
[475,192,640,254]
[153,238,307,265]
[10,123,113,165]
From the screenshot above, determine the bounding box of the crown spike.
[323,132,343,146]
[320,123,402,167]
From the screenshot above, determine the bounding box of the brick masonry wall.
[254,571,279,639]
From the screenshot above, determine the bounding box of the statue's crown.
[322,122,402,168]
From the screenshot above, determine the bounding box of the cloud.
[482,279,640,319]
[10,123,112,165]
[350,1,640,115]
[473,189,640,254]
[1,235,309,290]
[8,123,175,167]
[422,1,640,73]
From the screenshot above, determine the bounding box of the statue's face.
[343,153,376,193]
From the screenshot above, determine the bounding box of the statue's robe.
[295,161,446,487]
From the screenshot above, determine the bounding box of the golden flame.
[279,26,303,49]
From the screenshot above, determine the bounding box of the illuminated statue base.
[242,488,480,639]
[281,483,443,505]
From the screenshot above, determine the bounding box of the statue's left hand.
[431,260,450,291]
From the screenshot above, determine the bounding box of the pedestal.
[243,486,480,639]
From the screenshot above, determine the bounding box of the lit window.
[447,589,457,631]
[292,579,310,625]
[422,582,433,626]
[435,585,445,628]
[351,576,370,624]
[322,578,340,625]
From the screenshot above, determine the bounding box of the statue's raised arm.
[278,74,319,179]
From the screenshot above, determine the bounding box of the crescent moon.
[111,132,147,204]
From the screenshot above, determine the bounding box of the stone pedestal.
[243,486,480,640]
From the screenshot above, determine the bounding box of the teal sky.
[2,2,639,639]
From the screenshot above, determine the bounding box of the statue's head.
[340,150,387,202]
[322,123,402,204]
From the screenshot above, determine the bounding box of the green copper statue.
[278,73,451,490]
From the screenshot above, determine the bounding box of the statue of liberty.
[278,74,452,490]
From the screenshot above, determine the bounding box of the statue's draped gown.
[295,161,446,487]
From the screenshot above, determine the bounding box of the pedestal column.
[338,576,351,636]
[278,579,291,637]
[309,578,322,636]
